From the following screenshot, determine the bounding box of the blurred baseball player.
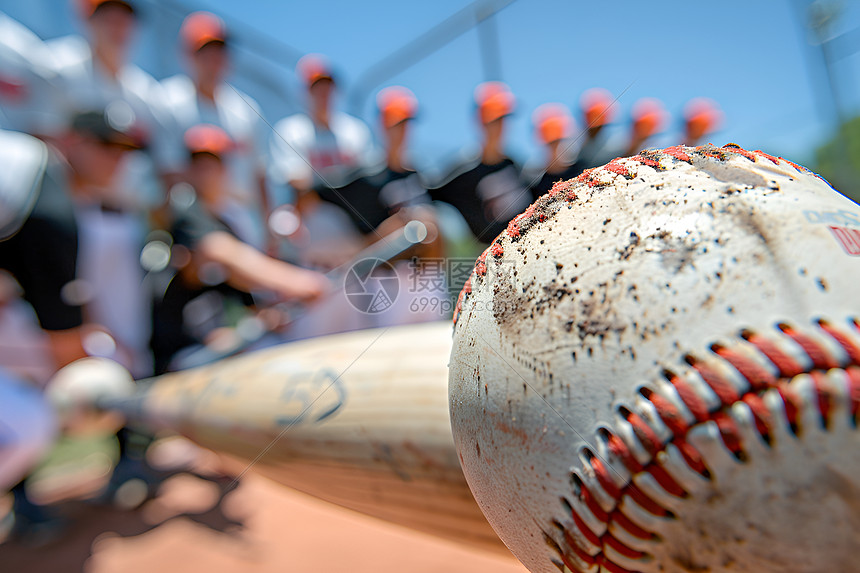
[162,11,271,251]
[152,124,327,373]
[313,86,446,326]
[41,0,188,377]
[0,13,61,136]
[683,97,722,146]
[623,97,667,156]
[0,112,144,539]
[429,81,530,245]
[567,87,618,176]
[524,102,579,201]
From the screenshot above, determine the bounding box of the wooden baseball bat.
[100,321,507,554]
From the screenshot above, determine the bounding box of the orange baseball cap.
[684,98,722,142]
[580,88,615,128]
[377,86,418,128]
[181,12,227,53]
[532,103,573,144]
[297,54,334,86]
[79,0,135,18]
[475,81,515,124]
[184,124,233,158]
[631,98,666,140]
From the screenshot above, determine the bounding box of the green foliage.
[814,115,860,203]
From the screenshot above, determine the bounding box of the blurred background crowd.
[0,0,858,552]
[0,0,747,385]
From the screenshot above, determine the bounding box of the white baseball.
[449,144,860,573]
[46,356,135,416]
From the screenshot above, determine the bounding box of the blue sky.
[200,0,860,170]
[6,0,860,173]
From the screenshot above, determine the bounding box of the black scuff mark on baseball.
[618,231,641,260]
[647,229,698,274]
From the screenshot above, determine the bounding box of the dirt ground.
[0,441,528,573]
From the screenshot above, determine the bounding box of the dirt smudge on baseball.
[697,160,769,189]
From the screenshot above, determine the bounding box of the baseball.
[46,357,136,418]
[449,144,860,573]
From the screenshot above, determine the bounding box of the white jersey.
[43,35,170,377]
[46,34,183,174]
[161,74,268,202]
[269,111,375,189]
[162,74,270,249]
[0,13,61,134]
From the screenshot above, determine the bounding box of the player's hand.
[272,265,329,303]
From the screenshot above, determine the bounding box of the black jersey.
[0,153,82,331]
[524,163,582,203]
[316,166,429,235]
[429,157,530,244]
[151,195,254,374]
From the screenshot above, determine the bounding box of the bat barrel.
[96,322,507,553]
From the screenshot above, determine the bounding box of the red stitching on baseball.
[847,368,860,417]
[667,373,710,422]
[631,153,662,169]
[810,371,835,425]
[577,478,610,523]
[560,535,595,569]
[641,387,690,436]
[781,157,806,172]
[604,159,633,179]
[818,320,860,363]
[569,508,602,546]
[475,249,489,277]
[587,449,622,499]
[674,438,708,475]
[606,430,643,473]
[740,330,805,377]
[506,219,522,240]
[711,344,775,390]
[687,354,741,405]
[624,481,668,517]
[713,411,743,455]
[645,464,687,497]
[575,168,597,184]
[722,143,756,162]
[752,149,781,165]
[741,393,772,438]
[599,556,636,573]
[605,533,647,559]
[610,509,654,540]
[778,323,840,370]
[556,320,860,573]
[662,146,692,163]
[696,146,727,161]
[623,409,663,457]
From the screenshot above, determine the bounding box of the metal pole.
[476,6,503,81]
[347,0,517,115]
